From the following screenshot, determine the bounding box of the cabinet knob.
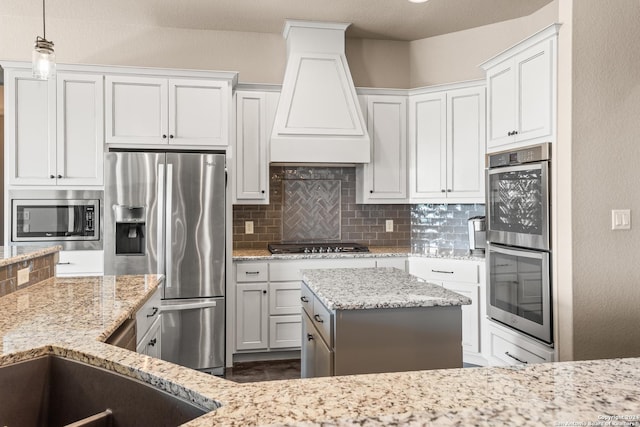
[514,130,518,135]
[261,190,265,194]
[50,175,55,179]
[369,190,373,194]
[447,189,452,192]
[441,189,446,193]
[262,290,267,294]
[307,334,314,341]
[162,134,167,139]
[169,134,174,139]
[313,314,324,323]
[57,174,63,179]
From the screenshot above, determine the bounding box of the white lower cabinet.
[56,250,104,277]
[235,282,269,351]
[487,320,554,366]
[135,287,162,357]
[137,316,161,358]
[408,257,486,366]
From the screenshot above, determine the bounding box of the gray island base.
[301,267,472,377]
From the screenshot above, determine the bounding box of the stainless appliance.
[268,242,369,254]
[486,143,553,345]
[9,190,102,250]
[467,216,486,255]
[104,151,226,374]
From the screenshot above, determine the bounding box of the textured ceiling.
[4,0,553,41]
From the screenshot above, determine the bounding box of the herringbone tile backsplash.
[233,166,411,249]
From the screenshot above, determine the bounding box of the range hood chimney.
[270,20,371,163]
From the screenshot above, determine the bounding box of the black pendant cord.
[42,0,46,40]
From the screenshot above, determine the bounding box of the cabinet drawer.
[300,283,314,316]
[236,262,268,282]
[135,287,162,344]
[269,315,301,349]
[410,258,479,284]
[312,297,333,346]
[57,250,104,277]
[269,282,301,315]
[489,323,554,366]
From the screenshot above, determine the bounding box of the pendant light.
[32,0,55,80]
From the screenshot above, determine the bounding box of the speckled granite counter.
[1,262,639,426]
[302,267,471,310]
[0,245,62,267]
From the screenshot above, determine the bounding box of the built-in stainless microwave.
[10,190,103,250]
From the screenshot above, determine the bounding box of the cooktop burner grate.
[268,242,369,254]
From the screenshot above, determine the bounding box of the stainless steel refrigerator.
[104,150,226,374]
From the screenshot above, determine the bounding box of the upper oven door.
[486,162,550,250]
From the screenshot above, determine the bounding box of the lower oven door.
[487,243,552,344]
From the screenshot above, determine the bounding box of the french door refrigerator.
[104,150,226,374]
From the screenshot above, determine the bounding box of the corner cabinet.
[233,90,279,205]
[408,83,486,203]
[481,23,560,152]
[356,94,408,204]
[105,75,232,147]
[5,69,104,186]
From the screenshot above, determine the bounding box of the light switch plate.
[245,221,254,234]
[17,267,30,286]
[385,219,394,232]
[611,209,631,230]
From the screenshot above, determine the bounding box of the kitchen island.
[301,267,471,376]
[1,248,640,426]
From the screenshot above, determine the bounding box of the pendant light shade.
[32,0,55,80]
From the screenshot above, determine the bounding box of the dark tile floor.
[223,359,301,383]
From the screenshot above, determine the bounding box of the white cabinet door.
[269,315,302,349]
[515,38,554,144]
[105,75,168,145]
[446,86,485,200]
[137,316,161,358]
[5,69,56,186]
[357,95,408,203]
[409,92,446,200]
[236,283,269,351]
[168,79,229,146]
[442,281,480,354]
[486,60,516,149]
[234,91,270,203]
[409,85,485,203]
[269,282,301,315]
[56,73,104,185]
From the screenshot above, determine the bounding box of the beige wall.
[563,0,640,360]
[0,15,409,88]
[409,0,559,87]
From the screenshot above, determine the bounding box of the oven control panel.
[487,142,551,168]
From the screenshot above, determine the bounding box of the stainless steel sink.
[0,355,208,427]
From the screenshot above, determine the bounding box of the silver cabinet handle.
[300,296,309,303]
[505,351,528,364]
[313,314,324,323]
[432,269,454,274]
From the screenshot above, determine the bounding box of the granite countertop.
[0,245,62,267]
[302,267,472,310]
[233,246,485,261]
[1,255,639,426]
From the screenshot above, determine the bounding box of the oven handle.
[488,244,545,260]
[487,162,544,175]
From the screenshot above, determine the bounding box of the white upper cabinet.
[106,76,230,147]
[234,90,279,205]
[356,94,408,203]
[5,68,103,186]
[481,24,560,152]
[409,83,486,203]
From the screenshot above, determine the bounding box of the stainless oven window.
[486,162,549,250]
[487,243,552,344]
[16,205,77,236]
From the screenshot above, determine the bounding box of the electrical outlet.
[17,267,30,286]
[245,221,254,234]
[385,219,394,233]
[611,209,631,230]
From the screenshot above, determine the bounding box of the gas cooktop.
[267,242,370,255]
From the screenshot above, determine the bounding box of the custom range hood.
[270,20,370,163]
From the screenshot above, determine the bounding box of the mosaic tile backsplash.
[232,166,485,254]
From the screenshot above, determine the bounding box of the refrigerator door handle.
[157,164,165,280]
[165,163,173,288]
[160,301,218,312]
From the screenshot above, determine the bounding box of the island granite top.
[0,245,62,267]
[302,267,472,310]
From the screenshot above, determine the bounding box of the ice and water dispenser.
[114,206,146,255]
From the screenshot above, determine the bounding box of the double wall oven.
[486,143,552,345]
